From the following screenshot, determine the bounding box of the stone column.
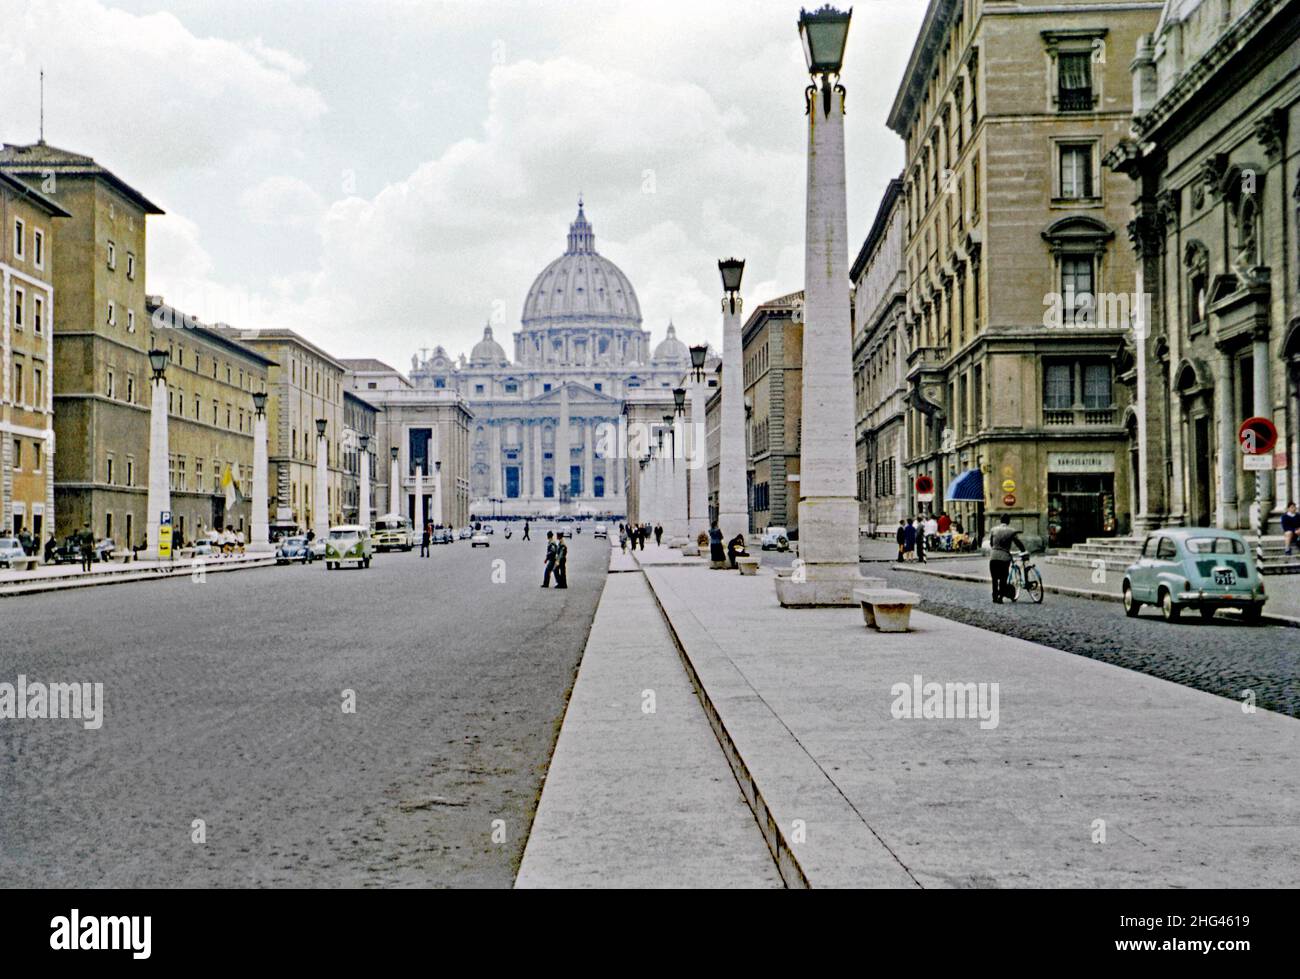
[1253,330,1273,524]
[776,80,862,607]
[583,419,593,501]
[389,448,401,517]
[358,445,371,530]
[719,295,749,542]
[666,418,690,546]
[414,464,424,527]
[250,408,271,550]
[557,386,571,508]
[533,421,543,499]
[687,378,709,541]
[144,368,172,560]
[490,422,502,498]
[314,425,329,539]
[1214,351,1239,528]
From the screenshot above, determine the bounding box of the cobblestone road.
[0,531,604,887]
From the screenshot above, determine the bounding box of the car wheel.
[1159,588,1181,623]
[1123,583,1140,617]
[1242,604,1263,625]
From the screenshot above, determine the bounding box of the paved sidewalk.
[0,552,278,598]
[895,554,1300,624]
[516,570,781,888]
[641,563,1300,888]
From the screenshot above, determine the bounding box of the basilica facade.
[410,201,690,516]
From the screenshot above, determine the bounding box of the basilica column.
[1252,327,1273,524]
[490,421,502,498]
[557,386,571,507]
[533,421,543,499]
[583,419,594,500]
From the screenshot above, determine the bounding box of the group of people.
[618,523,659,551]
[895,512,971,562]
[707,523,749,568]
[541,531,568,588]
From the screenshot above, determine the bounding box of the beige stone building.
[2,170,68,541]
[145,299,272,544]
[886,0,1159,546]
[621,386,675,526]
[852,178,909,536]
[343,359,473,529]
[0,142,166,543]
[1107,0,1299,534]
[238,329,346,534]
[743,291,803,536]
[342,388,380,524]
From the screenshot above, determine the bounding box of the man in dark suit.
[542,531,557,588]
[554,533,568,589]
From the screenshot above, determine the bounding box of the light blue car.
[1122,528,1265,624]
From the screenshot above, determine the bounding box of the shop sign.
[1047,452,1115,474]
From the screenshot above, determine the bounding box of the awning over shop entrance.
[945,468,984,502]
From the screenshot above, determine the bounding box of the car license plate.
[1213,568,1236,586]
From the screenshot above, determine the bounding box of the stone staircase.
[1047,534,1300,575]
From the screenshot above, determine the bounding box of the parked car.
[431,527,454,545]
[372,514,414,552]
[1122,528,1265,624]
[761,526,790,551]
[458,527,473,540]
[275,536,311,564]
[593,523,608,539]
[0,537,28,568]
[323,525,373,570]
[481,524,494,535]
[471,531,490,548]
[309,537,329,562]
[93,538,117,562]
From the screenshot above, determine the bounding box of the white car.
[471,532,490,548]
[760,526,789,551]
[0,537,29,568]
[593,524,608,539]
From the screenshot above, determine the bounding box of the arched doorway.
[1175,358,1212,527]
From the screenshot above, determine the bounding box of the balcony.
[1044,407,1116,427]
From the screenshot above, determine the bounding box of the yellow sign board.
[158,525,172,559]
[1001,479,1016,493]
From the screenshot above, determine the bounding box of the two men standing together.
[541,531,568,589]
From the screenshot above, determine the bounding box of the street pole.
[414,464,423,528]
[358,434,371,530]
[250,392,271,551]
[776,5,863,607]
[144,349,171,560]
[718,261,748,543]
[389,446,400,517]
[314,419,329,540]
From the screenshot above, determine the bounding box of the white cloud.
[239,176,325,228]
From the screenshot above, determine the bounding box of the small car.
[431,527,454,545]
[481,524,494,535]
[275,536,311,564]
[761,526,789,551]
[1122,528,1265,624]
[593,523,608,539]
[458,527,473,540]
[471,532,490,548]
[0,537,28,568]
[323,525,373,570]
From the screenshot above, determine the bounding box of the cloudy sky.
[0,0,926,370]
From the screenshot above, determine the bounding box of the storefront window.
[1083,364,1111,409]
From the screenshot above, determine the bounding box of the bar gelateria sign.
[1047,452,1115,473]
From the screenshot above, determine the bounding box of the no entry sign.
[1239,417,1277,455]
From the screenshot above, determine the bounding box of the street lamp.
[775,3,862,608]
[315,418,327,438]
[313,418,329,539]
[147,348,169,379]
[689,344,708,382]
[388,445,400,516]
[250,389,271,551]
[673,387,687,416]
[718,258,745,315]
[357,433,372,531]
[358,434,370,451]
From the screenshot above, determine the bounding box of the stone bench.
[4,555,39,572]
[854,587,921,633]
[736,555,760,576]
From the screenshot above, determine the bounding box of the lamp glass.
[315,418,327,437]
[673,388,686,413]
[798,6,852,74]
[358,434,370,451]
[147,348,169,375]
[689,344,708,370]
[251,390,267,414]
[718,258,745,293]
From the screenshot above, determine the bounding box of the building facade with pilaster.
[743,291,803,537]
[1106,0,1299,533]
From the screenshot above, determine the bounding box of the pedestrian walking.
[654,524,663,546]
[523,520,531,542]
[988,515,1026,604]
[619,526,627,552]
[902,518,917,561]
[915,517,928,564]
[43,533,57,564]
[542,531,557,588]
[554,534,569,589]
[1282,502,1299,555]
[79,525,94,571]
[708,522,725,565]
[420,524,430,557]
[895,520,906,561]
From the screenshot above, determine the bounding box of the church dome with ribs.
[520,201,642,328]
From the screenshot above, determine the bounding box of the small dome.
[652,322,688,363]
[470,324,509,366]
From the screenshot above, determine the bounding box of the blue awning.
[946,468,984,502]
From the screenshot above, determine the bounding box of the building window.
[13,287,23,329]
[127,309,135,333]
[13,218,24,259]
[13,440,21,470]
[474,384,485,395]
[33,295,43,333]
[1061,256,1094,323]
[33,366,42,406]
[1058,144,1094,200]
[33,441,42,472]
[1044,363,1073,410]
[504,382,518,394]
[1083,364,1111,409]
[107,455,114,485]
[33,228,44,269]
[127,252,136,280]
[107,240,116,269]
[1057,53,1092,111]
[107,301,116,326]
[126,458,134,486]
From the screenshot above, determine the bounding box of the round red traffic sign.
[915,475,934,494]
[1002,493,1016,507]
[1238,416,1277,454]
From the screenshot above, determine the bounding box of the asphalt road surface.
[759,551,1299,717]
[0,529,604,887]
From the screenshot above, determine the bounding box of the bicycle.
[1006,551,1044,604]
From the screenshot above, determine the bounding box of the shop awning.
[945,468,984,502]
